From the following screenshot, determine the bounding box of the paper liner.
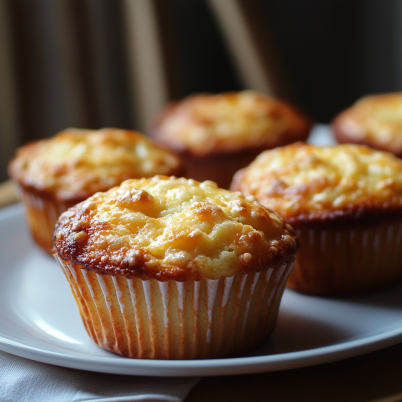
[289,221,402,295]
[55,255,295,359]
[16,186,70,254]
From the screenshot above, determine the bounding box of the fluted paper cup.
[288,220,402,295]
[17,186,70,254]
[55,255,295,360]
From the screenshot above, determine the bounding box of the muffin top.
[53,176,299,281]
[8,128,183,203]
[231,143,402,224]
[151,91,311,156]
[333,92,402,156]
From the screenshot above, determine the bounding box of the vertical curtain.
[0,0,401,182]
[0,0,21,182]
[5,0,133,141]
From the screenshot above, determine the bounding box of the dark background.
[0,0,401,180]
[171,0,400,122]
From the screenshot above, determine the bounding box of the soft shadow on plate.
[244,311,352,358]
[338,281,402,310]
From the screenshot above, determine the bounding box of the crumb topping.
[231,143,402,221]
[9,128,183,202]
[151,91,310,156]
[54,176,299,280]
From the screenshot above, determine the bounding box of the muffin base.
[289,220,402,295]
[55,256,294,360]
[16,186,70,255]
[181,148,265,189]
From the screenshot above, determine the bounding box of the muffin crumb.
[241,252,252,263]
[73,231,87,243]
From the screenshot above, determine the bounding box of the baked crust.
[333,92,402,157]
[231,142,402,227]
[8,128,184,204]
[150,91,311,156]
[53,176,299,281]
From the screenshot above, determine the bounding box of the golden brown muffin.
[53,176,299,359]
[8,128,183,254]
[150,91,311,189]
[333,92,402,157]
[231,142,402,295]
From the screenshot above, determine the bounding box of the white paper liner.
[16,185,69,254]
[290,220,402,294]
[55,255,294,359]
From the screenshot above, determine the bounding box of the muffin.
[150,90,311,189]
[8,128,183,254]
[231,142,402,295]
[53,176,299,359]
[333,92,402,157]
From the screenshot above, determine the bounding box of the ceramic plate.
[1,126,401,376]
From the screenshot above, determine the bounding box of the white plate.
[1,206,402,377]
[1,126,401,377]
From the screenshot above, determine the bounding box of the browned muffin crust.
[53,177,299,281]
[233,167,402,229]
[8,128,184,204]
[150,91,311,156]
[231,143,402,228]
[332,92,402,157]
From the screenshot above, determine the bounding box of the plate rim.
[1,203,402,377]
[0,322,402,377]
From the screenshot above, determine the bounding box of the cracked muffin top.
[231,142,402,225]
[53,176,299,281]
[9,128,183,203]
[333,92,402,157]
[150,91,311,156]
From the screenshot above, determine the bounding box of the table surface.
[186,342,402,402]
[2,181,402,402]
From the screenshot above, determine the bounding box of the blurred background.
[0,0,401,181]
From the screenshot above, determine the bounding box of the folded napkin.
[0,350,200,402]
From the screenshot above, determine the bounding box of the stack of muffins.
[9,90,402,360]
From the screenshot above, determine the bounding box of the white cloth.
[0,350,200,402]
